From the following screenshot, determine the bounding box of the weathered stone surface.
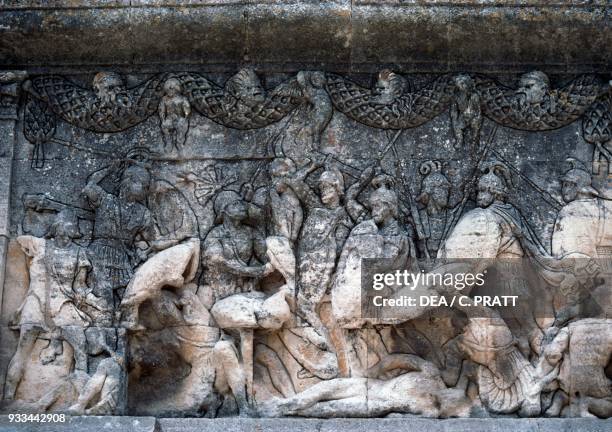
[156,418,612,432]
[0,2,609,72]
[0,415,157,432]
[0,0,610,426]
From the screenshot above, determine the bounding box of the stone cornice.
[0,1,609,73]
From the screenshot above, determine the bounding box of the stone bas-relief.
[1,67,611,421]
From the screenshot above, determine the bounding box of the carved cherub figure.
[296,71,333,149]
[158,77,191,152]
[450,74,482,152]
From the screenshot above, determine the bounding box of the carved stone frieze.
[0,63,611,423]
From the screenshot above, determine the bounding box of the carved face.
[224,199,248,221]
[427,185,450,211]
[561,180,578,203]
[269,158,295,179]
[120,178,147,202]
[371,70,405,105]
[454,74,474,92]
[240,84,264,106]
[229,70,265,107]
[371,198,393,225]
[476,185,495,208]
[319,180,340,207]
[93,72,126,105]
[53,219,79,244]
[518,73,548,105]
[163,78,182,97]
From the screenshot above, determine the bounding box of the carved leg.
[255,344,295,397]
[545,390,569,417]
[35,380,76,411]
[177,118,189,149]
[278,378,365,414]
[584,396,612,418]
[296,293,330,346]
[68,371,107,414]
[240,329,254,405]
[289,396,368,418]
[593,145,602,175]
[213,339,251,417]
[3,326,40,399]
[161,128,173,152]
[62,327,88,372]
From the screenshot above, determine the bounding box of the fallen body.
[263,354,479,418]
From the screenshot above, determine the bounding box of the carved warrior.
[552,159,612,259]
[82,159,154,316]
[332,176,413,329]
[284,161,373,337]
[4,210,125,412]
[538,319,612,418]
[5,211,96,400]
[416,160,458,258]
[440,161,547,261]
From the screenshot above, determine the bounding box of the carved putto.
[158,77,192,152]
